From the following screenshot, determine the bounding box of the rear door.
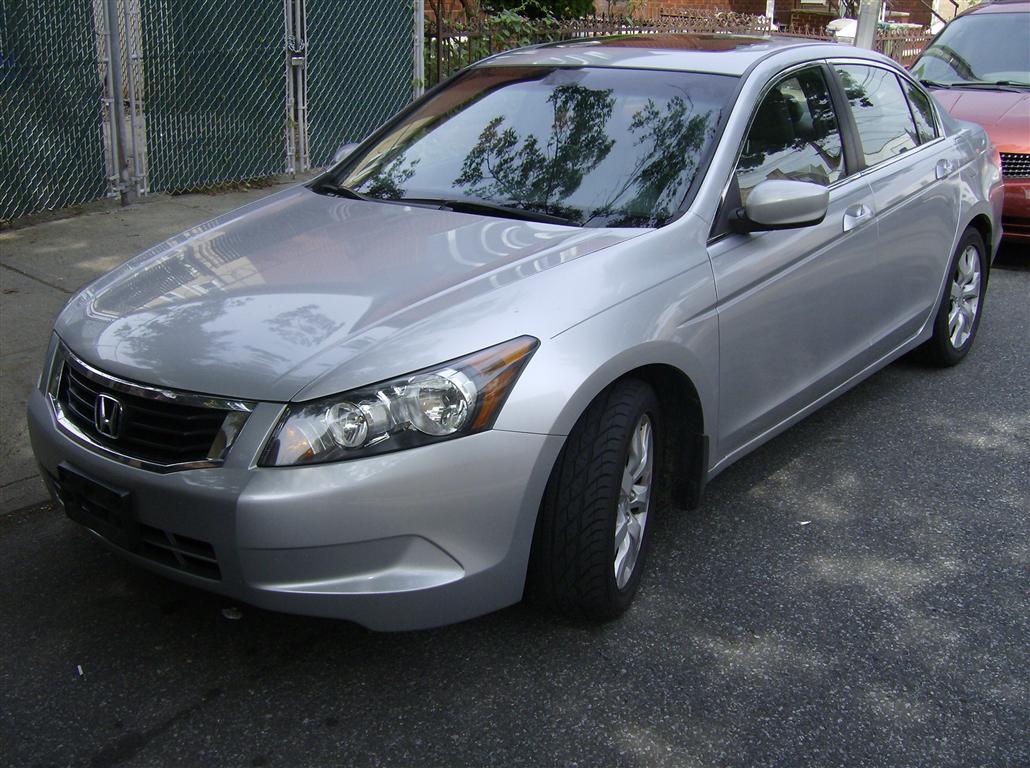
[829,62,962,354]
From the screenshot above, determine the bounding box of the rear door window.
[834,65,919,167]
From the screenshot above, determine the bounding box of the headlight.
[260,336,539,466]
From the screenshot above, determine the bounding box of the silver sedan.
[27,35,1003,629]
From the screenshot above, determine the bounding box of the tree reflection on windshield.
[335,66,734,228]
[593,95,713,226]
[454,84,616,221]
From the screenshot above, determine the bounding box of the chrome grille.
[50,346,254,471]
[1000,153,1030,179]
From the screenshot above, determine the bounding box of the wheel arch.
[617,363,708,510]
[545,351,712,511]
[966,213,993,273]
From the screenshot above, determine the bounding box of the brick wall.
[886,0,933,27]
[626,1,770,14]
[605,0,796,20]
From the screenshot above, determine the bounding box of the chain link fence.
[139,0,290,192]
[2,0,419,220]
[1,0,108,220]
[305,0,415,168]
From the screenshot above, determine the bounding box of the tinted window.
[835,65,919,167]
[736,67,844,203]
[330,66,736,228]
[904,81,937,144]
[910,12,1030,86]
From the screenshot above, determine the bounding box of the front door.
[707,65,879,468]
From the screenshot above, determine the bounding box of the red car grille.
[1000,153,1030,179]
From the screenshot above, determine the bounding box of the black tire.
[527,379,662,621]
[920,228,988,366]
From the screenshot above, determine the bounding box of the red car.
[911,0,1030,245]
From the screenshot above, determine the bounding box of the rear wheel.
[921,228,987,366]
[528,379,662,621]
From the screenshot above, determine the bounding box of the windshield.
[323,66,736,227]
[911,12,1030,86]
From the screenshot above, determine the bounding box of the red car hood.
[931,89,1030,153]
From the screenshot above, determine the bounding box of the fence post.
[121,0,145,195]
[414,0,425,99]
[292,0,309,172]
[436,10,442,87]
[104,0,134,205]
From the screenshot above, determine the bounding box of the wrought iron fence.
[425,12,773,89]
[424,11,932,89]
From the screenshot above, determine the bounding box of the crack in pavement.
[0,262,74,294]
[86,632,329,767]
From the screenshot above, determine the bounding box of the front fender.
[494,258,720,452]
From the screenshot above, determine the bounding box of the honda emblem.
[94,394,124,439]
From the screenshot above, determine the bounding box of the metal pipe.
[285,0,296,174]
[104,0,134,205]
[121,0,144,195]
[854,0,882,50]
[414,0,425,99]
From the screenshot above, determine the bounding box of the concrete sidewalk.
[0,180,305,514]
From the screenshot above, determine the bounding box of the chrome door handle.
[843,203,874,233]
[936,158,955,179]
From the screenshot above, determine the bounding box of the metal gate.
[1,0,107,219]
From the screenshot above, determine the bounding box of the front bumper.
[1001,178,1030,243]
[28,388,563,630]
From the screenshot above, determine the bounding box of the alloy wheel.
[614,413,653,589]
[948,244,981,349]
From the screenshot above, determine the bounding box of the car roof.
[961,0,1029,15]
[480,33,888,77]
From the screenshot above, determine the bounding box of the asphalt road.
[2,246,1027,768]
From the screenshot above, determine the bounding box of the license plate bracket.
[58,463,138,550]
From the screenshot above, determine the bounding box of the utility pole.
[854,0,883,49]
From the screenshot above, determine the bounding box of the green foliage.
[485,0,595,20]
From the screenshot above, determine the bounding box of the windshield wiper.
[311,179,373,201]
[919,79,954,89]
[933,80,1028,92]
[397,197,579,226]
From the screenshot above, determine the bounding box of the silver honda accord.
[27,35,1003,630]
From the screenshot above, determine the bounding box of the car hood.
[931,89,1030,153]
[57,186,644,401]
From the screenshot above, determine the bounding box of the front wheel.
[527,379,662,621]
[920,228,988,366]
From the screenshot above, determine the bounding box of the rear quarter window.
[904,81,938,144]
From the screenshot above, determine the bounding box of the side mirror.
[332,142,359,165]
[732,180,829,233]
